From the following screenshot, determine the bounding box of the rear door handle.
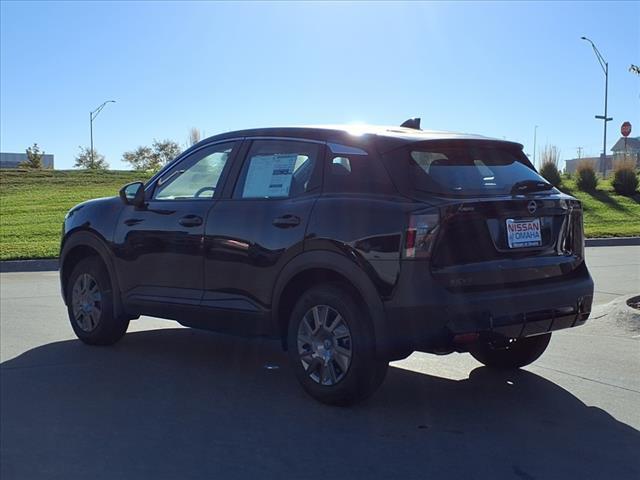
[179,215,203,227]
[272,214,301,228]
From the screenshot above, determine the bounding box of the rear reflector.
[453,333,480,344]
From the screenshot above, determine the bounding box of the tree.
[122,139,182,172]
[74,146,109,170]
[188,127,201,147]
[152,139,182,167]
[20,143,44,169]
[122,146,155,171]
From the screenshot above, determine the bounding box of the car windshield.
[383,142,548,196]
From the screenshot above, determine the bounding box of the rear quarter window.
[323,152,396,195]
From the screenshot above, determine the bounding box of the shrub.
[539,161,562,187]
[576,161,598,192]
[612,161,639,196]
[540,144,561,167]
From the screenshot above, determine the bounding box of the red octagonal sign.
[621,121,632,137]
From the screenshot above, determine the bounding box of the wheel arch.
[60,230,124,318]
[272,251,389,358]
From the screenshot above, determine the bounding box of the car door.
[202,138,324,335]
[113,140,240,316]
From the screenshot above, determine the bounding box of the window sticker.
[243,154,298,198]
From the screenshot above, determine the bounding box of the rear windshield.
[382,141,546,196]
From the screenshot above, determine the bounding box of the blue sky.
[1,1,638,170]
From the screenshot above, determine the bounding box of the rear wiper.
[510,179,554,195]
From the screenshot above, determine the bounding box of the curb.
[0,237,638,273]
[585,237,640,247]
[0,259,59,273]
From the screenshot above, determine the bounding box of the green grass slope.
[0,170,638,260]
[1,170,151,260]
[560,178,640,238]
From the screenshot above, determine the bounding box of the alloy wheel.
[297,304,352,386]
[71,273,102,332]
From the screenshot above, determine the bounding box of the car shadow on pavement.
[1,327,638,480]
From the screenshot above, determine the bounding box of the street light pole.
[533,125,538,168]
[89,100,115,164]
[90,111,93,163]
[581,37,612,176]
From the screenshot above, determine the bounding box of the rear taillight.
[404,211,439,259]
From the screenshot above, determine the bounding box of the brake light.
[404,211,439,259]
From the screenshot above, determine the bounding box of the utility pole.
[581,37,612,176]
[576,146,583,159]
[89,100,116,164]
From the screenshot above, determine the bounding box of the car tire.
[287,283,388,406]
[66,257,129,345]
[470,333,551,369]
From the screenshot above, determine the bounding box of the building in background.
[564,136,640,174]
[0,152,54,169]
[610,136,640,166]
[564,155,612,174]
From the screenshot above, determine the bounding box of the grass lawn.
[559,178,640,238]
[0,169,151,260]
[0,169,638,260]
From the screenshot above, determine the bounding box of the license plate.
[506,218,542,248]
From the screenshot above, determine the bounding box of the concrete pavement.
[587,245,640,305]
[1,247,639,479]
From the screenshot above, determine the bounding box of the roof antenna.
[400,118,421,130]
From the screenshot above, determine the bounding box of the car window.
[397,144,544,196]
[324,153,395,194]
[332,156,351,173]
[235,140,321,199]
[154,144,234,200]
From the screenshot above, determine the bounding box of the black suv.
[60,121,593,405]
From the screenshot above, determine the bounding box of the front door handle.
[124,218,143,227]
[179,215,203,227]
[272,214,301,228]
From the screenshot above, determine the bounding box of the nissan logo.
[527,200,538,214]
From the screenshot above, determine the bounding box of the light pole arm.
[581,37,607,75]
[90,100,116,121]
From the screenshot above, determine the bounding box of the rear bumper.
[379,262,594,360]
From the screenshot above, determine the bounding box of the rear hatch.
[381,139,585,289]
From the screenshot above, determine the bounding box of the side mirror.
[119,181,145,207]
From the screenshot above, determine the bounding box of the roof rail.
[400,118,421,130]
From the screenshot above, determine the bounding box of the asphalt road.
[1,246,639,479]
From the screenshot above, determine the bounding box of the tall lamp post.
[90,100,115,164]
[581,37,612,176]
[533,125,538,168]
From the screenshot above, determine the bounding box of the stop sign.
[621,121,632,137]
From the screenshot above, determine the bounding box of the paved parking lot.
[1,246,639,479]
[586,245,640,305]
